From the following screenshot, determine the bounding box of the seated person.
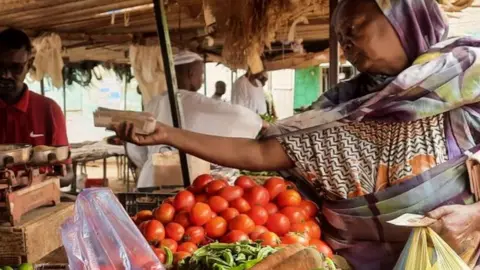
[0,28,74,186]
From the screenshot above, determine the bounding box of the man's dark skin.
[0,43,75,187]
[213,81,226,99]
[246,70,268,87]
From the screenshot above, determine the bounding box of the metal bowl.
[30,145,70,165]
[0,144,32,168]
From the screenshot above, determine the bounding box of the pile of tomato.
[131,175,333,265]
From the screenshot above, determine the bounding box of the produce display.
[131,175,334,269]
[0,263,33,270]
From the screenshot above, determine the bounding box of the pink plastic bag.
[62,188,165,270]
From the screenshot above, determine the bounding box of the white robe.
[231,76,267,115]
[127,89,263,188]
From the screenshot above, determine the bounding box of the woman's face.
[334,0,409,76]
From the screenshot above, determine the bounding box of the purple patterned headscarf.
[376,0,449,62]
[268,0,480,154]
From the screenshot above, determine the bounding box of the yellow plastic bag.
[393,227,470,270]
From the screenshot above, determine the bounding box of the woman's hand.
[108,122,170,146]
[427,203,480,253]
[108,121,294,172]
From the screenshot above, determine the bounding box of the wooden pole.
[204,54,207,96]
[328,0,339,88]
[152,0,191,187]
[62,69,67,119]
[40,77,45,96]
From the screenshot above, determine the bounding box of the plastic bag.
[393,227,470,270]
[61,188,165,270]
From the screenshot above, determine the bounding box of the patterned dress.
[278,115,448,199]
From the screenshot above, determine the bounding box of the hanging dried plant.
[216,0,328,73]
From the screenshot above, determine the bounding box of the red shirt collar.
[0,88,30,112]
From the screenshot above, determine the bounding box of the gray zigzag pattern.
[280,115,448,199]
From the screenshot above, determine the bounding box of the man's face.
[215,82,226,95]
[0,48,31,99]
[189,61,205,92]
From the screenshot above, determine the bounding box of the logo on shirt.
[30,132,44,138]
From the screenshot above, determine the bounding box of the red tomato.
[264,203,279,215]
[263,177,287,199]
[244,186,270,206]
[211,211,218,218]
[299,200,319,219]
[266,213,291,236]
[249,225,269,241]
[190,202,213,226]
[163,196,175,204]
[280,207,307,224]
[152,248,166,264]
[191,174,214,193]
[221,208,240,221]
[276,190,302,208]
[281,232,310,246]
[218,186,244,202]
[310,239,333,258]
[160,238,178,252]
[165,222,185,242]
[177,242,198,253]
[247,206,269,225]
[258,232,281,247]
[136,210,153,222]
[173,191,195,211]
[195,193,208,203]
[153,203,175,224]
[205,180,228,195]
[183,226,205,244]
[221,230,249,243]
[306,220,321,239]
[173,251,191,264]
[230,198,251,213]
[229,214,256,234]
[205,216,228,239]
[208,196,229,213]
[290,223,310,236]
[235,176,257,189]
[141,220,165,243]
[174,211,191,228]
[286,181,298,191]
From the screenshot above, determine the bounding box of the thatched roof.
[0,0,477,70]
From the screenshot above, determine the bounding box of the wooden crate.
[0,203,74,266]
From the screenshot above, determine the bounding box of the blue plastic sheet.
[62,188,165,270]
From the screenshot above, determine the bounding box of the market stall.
[1,0,479,269]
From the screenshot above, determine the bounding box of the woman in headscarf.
[112,0,480,268]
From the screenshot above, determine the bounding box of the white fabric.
[174,51,203,66]
[231,76,267,114]
[128,90,263,188]
[129,45,166,106]
[30,33,64,88]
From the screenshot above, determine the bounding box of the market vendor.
[0,28,74,187]
[112,0,480,268]
[231,70,268,114]
[127,51,264,188]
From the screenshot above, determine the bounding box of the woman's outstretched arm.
[110,122,295,172]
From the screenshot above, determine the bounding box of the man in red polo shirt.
[0,28,73,186]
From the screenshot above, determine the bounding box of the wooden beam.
[328,0,339,88]
[2,0,152,26]
[0,0,78,15]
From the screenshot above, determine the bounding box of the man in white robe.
[231,71,268,114]
[127,51,263,188]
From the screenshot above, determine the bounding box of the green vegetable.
[3,267,13,270]
[162,246,174,266]
[178,241,278,270]
[18,264,33,270]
